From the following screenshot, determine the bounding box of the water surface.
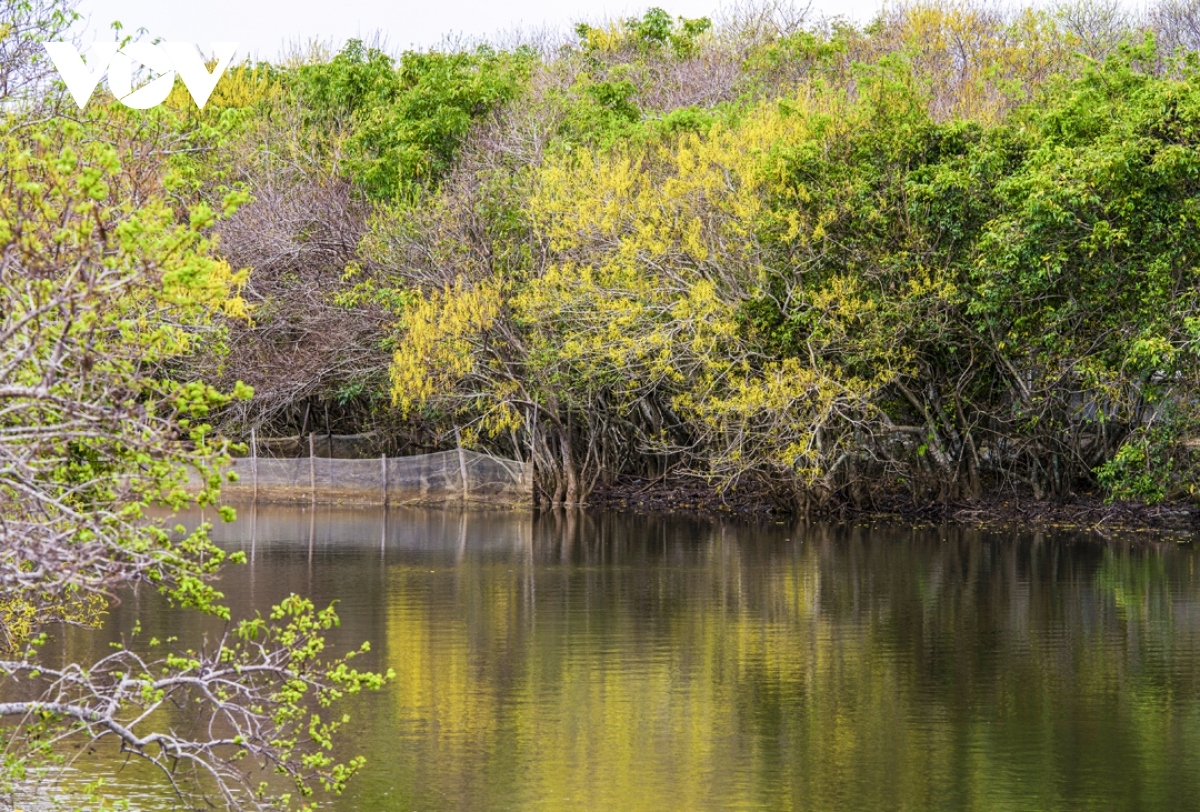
[19,506,1200,811]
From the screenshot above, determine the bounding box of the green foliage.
[625,7,713,58]
[747,28,850,75]
[576,7,712,59]
[288,41,533,198]
[381,27,1200,507]
[288,39,400,119]
[1096,432,1170,503]
[0,89,387,808]
[551,72,644,149]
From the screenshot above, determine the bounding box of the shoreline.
[586,476,1200,536]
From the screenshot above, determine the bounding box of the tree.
[0,0,78,105]
[0,49,388,812]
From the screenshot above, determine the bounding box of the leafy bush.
[288,41,533,198]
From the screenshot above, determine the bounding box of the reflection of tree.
[355,516,1200,811]
[34,508,1200,810]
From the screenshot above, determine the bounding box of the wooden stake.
[325,403,332,459]
[455,426,469,502]
[251,427,258,503]
[309,432,316,505]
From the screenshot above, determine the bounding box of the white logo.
[43,42,238,110]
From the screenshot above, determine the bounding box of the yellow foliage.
[165,62,279,113]
[675,357,887,485]
[515,88,893,485]
[531,95,839,261]
[390,279,501,415]
[385,82,914,491]
[217,262,253,321]
[0,591,107,656]
[578,21,629,53]
[0,595,37,656]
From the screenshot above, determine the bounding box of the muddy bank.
[586,475,1200,535]
[585,475,777,518]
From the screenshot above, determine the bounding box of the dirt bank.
[586,475,1200,535]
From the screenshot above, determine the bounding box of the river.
[17,505,1200,810]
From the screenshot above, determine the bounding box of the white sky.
[70,0,888,61]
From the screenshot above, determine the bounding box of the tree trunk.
[562,414,579,505]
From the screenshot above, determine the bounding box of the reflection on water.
[15,505,1200,811]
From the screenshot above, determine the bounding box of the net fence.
[210,449,532,507]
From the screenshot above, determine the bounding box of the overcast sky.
[70,0,888,61]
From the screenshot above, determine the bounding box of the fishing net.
[210,449,532,507]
